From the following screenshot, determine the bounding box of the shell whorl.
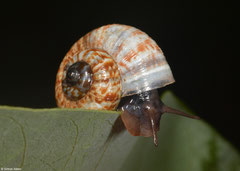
[55,24,175,110]
[56,49,122,110]
[65,24,175,97]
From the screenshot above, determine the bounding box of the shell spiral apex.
[55,24,174,109]
[56,49,122,110]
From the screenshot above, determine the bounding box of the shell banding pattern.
[55,24,175,110]
[62,24,175,97]
[55,49,122,110]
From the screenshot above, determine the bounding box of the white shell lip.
[121,63,175,97]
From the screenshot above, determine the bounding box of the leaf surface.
[0,91,239,171]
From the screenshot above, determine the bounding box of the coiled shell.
[56,50,121,109]
[55,24,175,109]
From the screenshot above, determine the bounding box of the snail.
[55,24,199,146]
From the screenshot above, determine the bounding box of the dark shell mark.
[62,61,93,101]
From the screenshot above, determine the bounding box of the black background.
[0,1,239,150]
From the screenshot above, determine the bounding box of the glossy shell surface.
[66,24,175,97]
[56,49,122,110]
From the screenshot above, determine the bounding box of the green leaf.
[0,91,239,171]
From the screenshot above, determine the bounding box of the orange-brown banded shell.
[55,49,122,110]
[56,24,175,110]
[66,24,175,97]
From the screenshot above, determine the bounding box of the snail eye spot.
[62,61,93,101]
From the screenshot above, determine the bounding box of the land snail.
[55,24,200,146]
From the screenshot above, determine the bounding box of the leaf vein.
[6,116,27,168]
[62,118,79,170]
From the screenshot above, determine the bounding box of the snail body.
[55,24,199,146]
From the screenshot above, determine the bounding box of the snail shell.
[55,24,200,146]
[55,24,174,110]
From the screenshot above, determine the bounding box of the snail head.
[119,90,200,146]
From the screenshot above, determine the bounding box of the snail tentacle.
[162,105,200,120]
